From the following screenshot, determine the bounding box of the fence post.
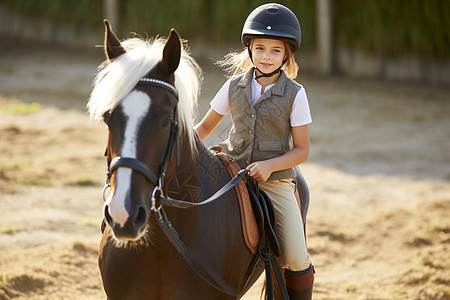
[316,0,333,75]
[104,0,119,30]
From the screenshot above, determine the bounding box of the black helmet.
[242,3,301,52]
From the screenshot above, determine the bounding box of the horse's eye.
[160,119,171,129]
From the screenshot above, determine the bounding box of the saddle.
[212,146,303,300]
[210,146,260,254]
[211,146,281,256]
[210,146,280,251]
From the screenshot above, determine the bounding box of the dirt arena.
[0,39,449,299]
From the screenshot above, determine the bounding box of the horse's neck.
[193,138,233,200]
[164,133,227,202]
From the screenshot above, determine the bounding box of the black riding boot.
[287,285,313,300]
[285,265,314,300]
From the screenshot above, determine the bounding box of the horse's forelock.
[88,36,202,153]
[88,38,160,122]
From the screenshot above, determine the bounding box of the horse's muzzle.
[104,204,148,241]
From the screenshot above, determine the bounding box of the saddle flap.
[211,148,260,254]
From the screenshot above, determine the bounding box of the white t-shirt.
[210,73,312,127]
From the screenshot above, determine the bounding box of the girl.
[195,3,314,299]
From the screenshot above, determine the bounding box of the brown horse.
[88,21,265,299]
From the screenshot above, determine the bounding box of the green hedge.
[3,0,102,26]
[3,0,449,57]
[1,0,315,49]
[335,0,450,58]
[121,0,315,48]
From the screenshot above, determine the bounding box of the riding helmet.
[242,3,301,52]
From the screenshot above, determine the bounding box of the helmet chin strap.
[248,48,287,80]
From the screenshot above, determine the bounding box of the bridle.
[104,76,248,211]
[106,77,180,213]
[103,76,249,296]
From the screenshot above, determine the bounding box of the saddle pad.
[211,147,259,254]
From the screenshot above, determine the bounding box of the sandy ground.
[0,39,449,300]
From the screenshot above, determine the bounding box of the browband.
[138,78,179,100]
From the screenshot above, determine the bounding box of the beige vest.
[220,68,300,180]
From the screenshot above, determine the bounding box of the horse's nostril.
[104,205,114,227]
[134,206,148,229]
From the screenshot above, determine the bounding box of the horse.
[88,20,266,299]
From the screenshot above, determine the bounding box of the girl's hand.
[247,161,273,182]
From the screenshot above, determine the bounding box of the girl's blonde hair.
[216,40,299,79]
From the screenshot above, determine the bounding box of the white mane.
[87,36,202,151]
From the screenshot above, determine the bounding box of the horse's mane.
[88,36,202,151]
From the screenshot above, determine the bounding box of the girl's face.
[250,38,286,75]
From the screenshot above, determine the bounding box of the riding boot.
[285,264,314,300]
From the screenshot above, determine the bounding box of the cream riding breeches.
[258,179,311,272]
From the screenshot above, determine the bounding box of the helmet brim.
[242,31,299,52]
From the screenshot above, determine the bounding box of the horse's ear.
[162,29,181,74]
[104,19,126,60]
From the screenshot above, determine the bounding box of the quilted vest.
[220,68,300,181]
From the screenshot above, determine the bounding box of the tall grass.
[3,0,449,57]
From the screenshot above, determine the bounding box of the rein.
[104,77,252,296]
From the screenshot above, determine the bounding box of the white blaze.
[105,91,151,227]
